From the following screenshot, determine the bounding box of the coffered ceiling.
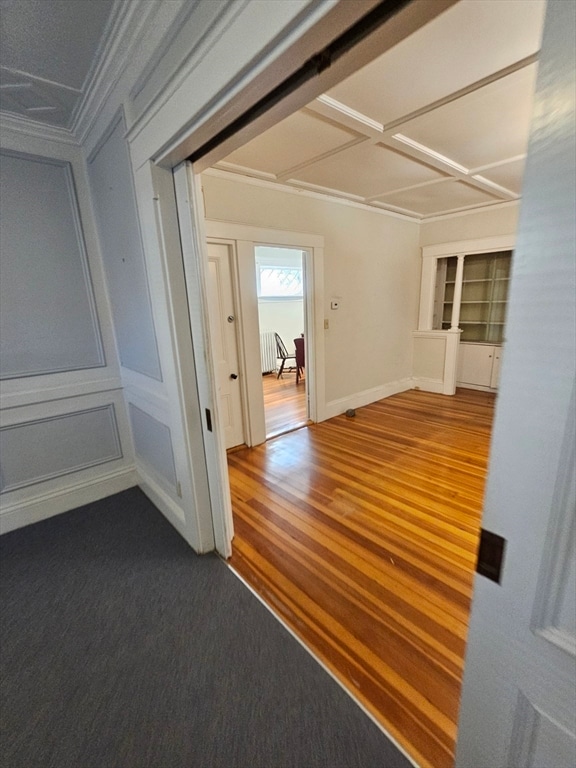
[215,0,546,220]
[0,0,115,128]
[0,0,546,220]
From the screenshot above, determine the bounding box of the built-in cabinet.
[457,342,502,389]
[437,251,511,343]
[435,250,511,390]
[417,238,514,394]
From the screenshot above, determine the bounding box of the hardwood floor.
[262,372,307,438]
[227,388,496,768]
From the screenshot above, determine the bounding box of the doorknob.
[227,315,235,323]
[230,373,238,380]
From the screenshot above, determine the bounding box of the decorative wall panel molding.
[509,692,576,768]
[129,403,177,490]
[87,113,162,381]
[531,385,576,658]
[0,150,105,379]
[0,405,122,494]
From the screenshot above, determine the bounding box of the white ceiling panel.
[290,142,446,199]
[475,159,527,196]
[0,0,114,90]
[394,65,538,171]
[224,110,360,176]
[376,180,499,217]
[326,0,545,127]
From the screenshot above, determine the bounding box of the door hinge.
[176,481,182,498]
[476,528,507,584]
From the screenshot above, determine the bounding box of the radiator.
[260,331,277,374]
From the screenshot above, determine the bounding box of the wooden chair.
[274,333,296,378]
[294,336,305,384]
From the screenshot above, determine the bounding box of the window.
[257,266,303,298]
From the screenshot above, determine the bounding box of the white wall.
[202,174,421,406]
[419,203,520,247]
[0,127,137,533]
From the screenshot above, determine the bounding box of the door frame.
[204,219,326,446]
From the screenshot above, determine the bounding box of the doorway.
[255,245,308,439]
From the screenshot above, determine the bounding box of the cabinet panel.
[458,344,495,387]
[490,348,503,388]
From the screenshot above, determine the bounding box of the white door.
[206,242,244,449]
[456,2,576,765]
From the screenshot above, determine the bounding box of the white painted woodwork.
[0,151,105,378]
[0,124,133,534]
[398,64,538,170]
[457,343,497,388]
[291,140,445,198]
[0,405,121,493]
[201,174,417,410]
[456,2,576,765]
[489,347,502,390]
[173,163,234,557]
[130,159,214,553]
[226,110,360,177]
[205,1,544,219]
[327,0,545,128]
[87,112,162,381]
[128,404,177,491]
[206,242,244,449]
[0,0,115,127]
[203,220,326,435]
[412,329,460,396]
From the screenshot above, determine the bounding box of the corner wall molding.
[72,0,165,143]
[0,112,79,145]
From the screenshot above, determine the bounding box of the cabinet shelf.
[435,250,512,344]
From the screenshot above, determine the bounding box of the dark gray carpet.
[0,488,413,768]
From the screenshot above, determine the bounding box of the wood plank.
[227,387,495,768]
[262,371,306,438]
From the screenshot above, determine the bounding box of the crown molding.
[421,199,520,223]
[0,111,79,146]
[203,167,421,223]
[71,0,164,143]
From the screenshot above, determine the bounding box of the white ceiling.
[0,0,546,219]
[216,0,547,220]
[0,0,115,127]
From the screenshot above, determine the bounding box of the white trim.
[0,467,138,535]
[0,377,122,410]
[422,234,517,260]
[324,378,413,420]
[412,378,445,395]
[72,0,162,141]
[315,94,384,133]
[422,199,520,223]
[137,471,188,532]
[204,221,326,435]
[226,563,421,768]
[0,112,78,145]
[204,167,420,222]
[204,217,325,248]
[173,162,233,557]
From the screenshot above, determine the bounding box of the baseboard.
[456,381,497,392]
[136,466,201,551]
[324,378,413,420]
[0,467,138,535]
[412,377,445,394]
